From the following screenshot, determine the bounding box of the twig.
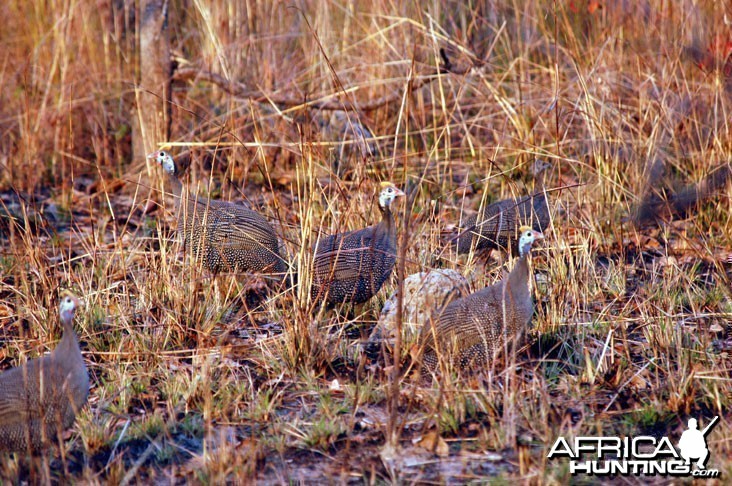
[120,440,158,486]
[173,60,468,113]
[603,358,655,413]
[106,419,130,468]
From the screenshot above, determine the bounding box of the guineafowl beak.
[532,231,545,246]
[394,188,406,197]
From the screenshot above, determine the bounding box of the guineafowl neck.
[56,320,82,360]
[536,173,546,194]
[166,173,184,199]
[533,162,550,193]
[380,204,392,226]
[508,255,530,299]
[378,205,397,239]
[167,173,202,220]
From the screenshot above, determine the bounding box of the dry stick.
[602,358,655,413]
[386,196,408,447]
[106,419,131,468]
[134,0,171,159]
[174,67,431,112]
[120,441,158,486]
[553,0,560,157]
[386,61,415,449]
[173,61,460,113]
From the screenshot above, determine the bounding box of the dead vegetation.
[1,0,731,483]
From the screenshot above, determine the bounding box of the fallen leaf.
[709,323,724,333]
[414,431,449,457]
[0,303,14,320]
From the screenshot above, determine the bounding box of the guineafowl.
[311,182,405,307]
[150,151,287,277]
[0,292,89,452]
[421,227,543,375]
[455,161,550,255]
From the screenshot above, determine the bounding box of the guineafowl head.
[59,292,80,324]
[531,158,552,177]
[147,150,177,175]
[518,226,543,257]
[378,182,405,209]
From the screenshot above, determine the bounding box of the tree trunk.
[133,0,171,159]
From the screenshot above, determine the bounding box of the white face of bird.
[59,294,79,324]
[518,226,544,256]
[378,183,406,208]
[147,150,176,175]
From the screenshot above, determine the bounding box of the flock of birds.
[0,149,550,455]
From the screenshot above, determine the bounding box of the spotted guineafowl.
[0,292,89,452]
[455,194,549,256]
[150,151,287,276]
[421,227,543,376]
[455,161,550,256]
[311,182,405,307]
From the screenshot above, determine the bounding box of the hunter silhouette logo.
[547,416,720,478]
[678,416,718,470]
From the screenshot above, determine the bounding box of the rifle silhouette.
[701,416,719,437]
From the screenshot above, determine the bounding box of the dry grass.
[1,0,731,482]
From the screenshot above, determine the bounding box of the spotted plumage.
[421,227,543,375]
[455,193,549,255]
[150,151,286,276]
[0,293,89,452]
[311,182,405,307]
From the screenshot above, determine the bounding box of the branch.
[173,62,469,113]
